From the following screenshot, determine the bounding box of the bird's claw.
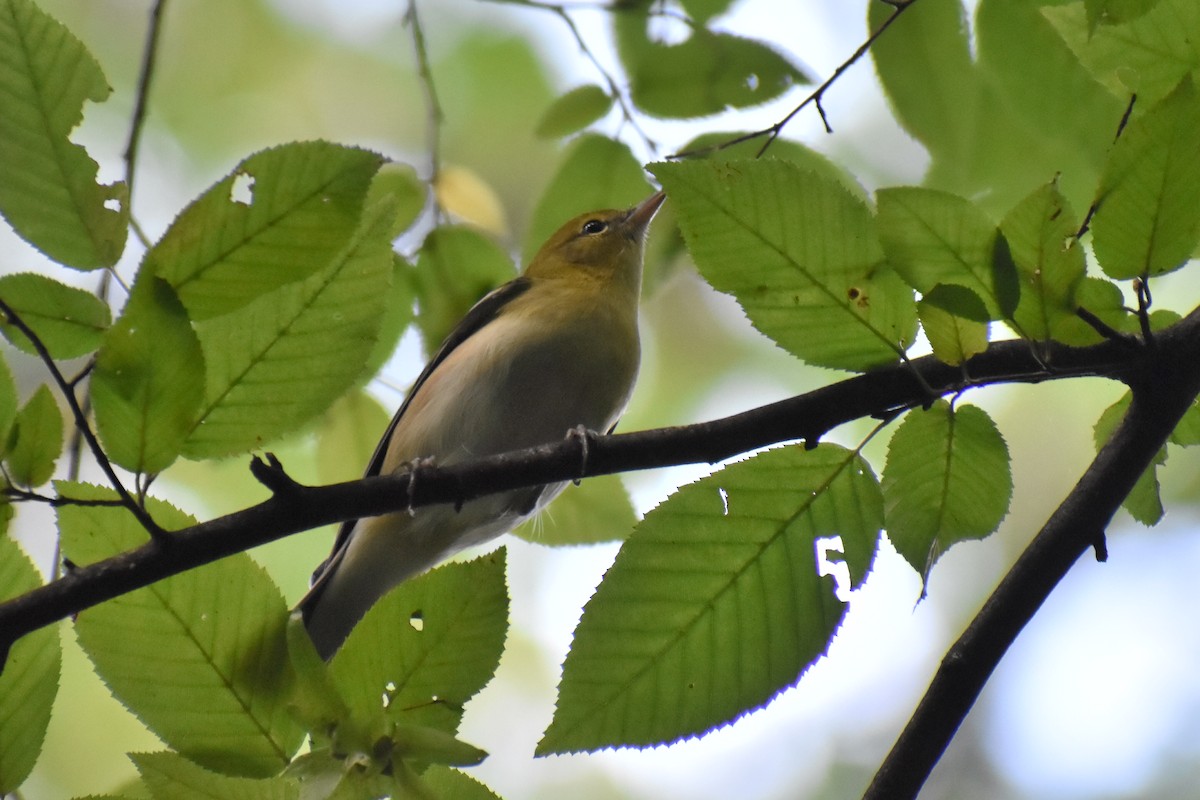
[565,425,596,486]
[404,456,437,516]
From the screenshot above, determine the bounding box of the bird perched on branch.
[299,190,666,659]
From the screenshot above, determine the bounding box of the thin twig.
[404,0,444,191]
[122,0,169,201]
[669,0,920,160]
[0,299,163,538]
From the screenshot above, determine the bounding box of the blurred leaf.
[918,285,990,365]
[616,8,807,119]
[361,255,415,383]
[1091,78,1200,279]
[0,0,127,268]
[182,194,396,459]
[513,474,637,545]
[877,187,1019,320]
[0,273,111,358]
[421,766,504,800]
[0,356,18,459]
[147,142,384,320]
[1043,0,1199,106]
[6,384,62,488]
[133,751,298,800]
[540,444,881,753]
[882,402,1012,590]
[1084,0,1163,29]
[1094,394,1164,524]
[653,159,916,371]
[331,552,508,736]
[1171,401,1200,446]
[535,84,613,139]
[412,226,515,356]
[365,162,426,239]
[62,483,303,776]
[678,0,736,23]
[315,390,391,486]
[92,278,204,474]
[524,135,654,264]
[0,530,59,795]
[435,164,509,236]
[999,180,1086,341]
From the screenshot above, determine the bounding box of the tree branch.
[1,315,1173,669]
[863,309,1200,799]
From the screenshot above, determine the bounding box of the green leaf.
[92,278,204,474]
[0,530,60,795]
[1170,400,1200,446]
[918,285,990,365]
[421,766,503,800]
[361,255,415,382]
[146,142,385,320]
[1044,0,1200,106]
[61,483,303,776]
[999,181,1087,341]
[331,552,508,736]
[0,356,18,459]
[539,444,882,753]
[364,162,426,239]
[1052,276,1130,345]
[6,384,62,488]
[412,226,515,356]
[877,186,1020,321]
[0,273,111,358]
[182,195,395,459]
[535,84,613,139]
[0,0,127,268]
[513,474,637,545]
[133,751,299,800]
[616,8,807,119]
[523,134,655,264]
[1091,78,1200,279]
[882,402,1012,588]
[653,159,916,371]
[1085,0,1163,29]
[1094,394,1164,524]
[315,390,391,486]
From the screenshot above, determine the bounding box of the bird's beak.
[624,190,666,237]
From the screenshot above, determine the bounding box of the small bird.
[299,191,666,658]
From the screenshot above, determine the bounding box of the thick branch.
[0,317,1193,665]
[863,311,1200,799]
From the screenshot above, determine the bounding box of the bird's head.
[525,191,666,283]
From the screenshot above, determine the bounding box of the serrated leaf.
[92,278,204,474]
[535,84,613,139]
[421,766,503,800]
[133,751,299,800]
[0,273,111,358]
[61,482,303,776]
[513,474,636,545]
[1044,0,1199,106]
[147,142,384,320]
[523,135,654,264]
[6,384,62,487]
[1092,78,1200,279]
[0,529,60,795]
[331,552,508,736]
[877,187,1019,321]
[1000,181,1087,341]
[616,7,808,119]
[653,159,916,371]
[0,0,127,268]
[1094,394,1164,524]
[0,356,17,459]
[182,196,395,459]
[412,226,515,356]
[882,402,1012,589]
[539,444,882,753]
[918,285,989,365]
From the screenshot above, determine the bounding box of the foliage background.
[4,0,1200,798]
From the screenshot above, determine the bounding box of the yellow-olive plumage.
[299,191,665,658]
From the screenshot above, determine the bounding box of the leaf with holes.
[61,483,303,777]
[882,402,1012,590]
[654,159,916,371]
[539,444,882,753]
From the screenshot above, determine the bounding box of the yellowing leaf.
[434,165,508,236]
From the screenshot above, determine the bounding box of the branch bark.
[864,307,1200,799]
[0,316,1189,669]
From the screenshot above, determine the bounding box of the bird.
[298,190,666,659]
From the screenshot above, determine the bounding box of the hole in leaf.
[745,73,759,91]
[230,172,255,205]
[409,610,424,631]
[718,487,729,516]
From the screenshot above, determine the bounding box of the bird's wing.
[304,276,533,593]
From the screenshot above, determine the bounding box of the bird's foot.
[404,456,438,516]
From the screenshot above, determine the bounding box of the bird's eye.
[581,219,607,235]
